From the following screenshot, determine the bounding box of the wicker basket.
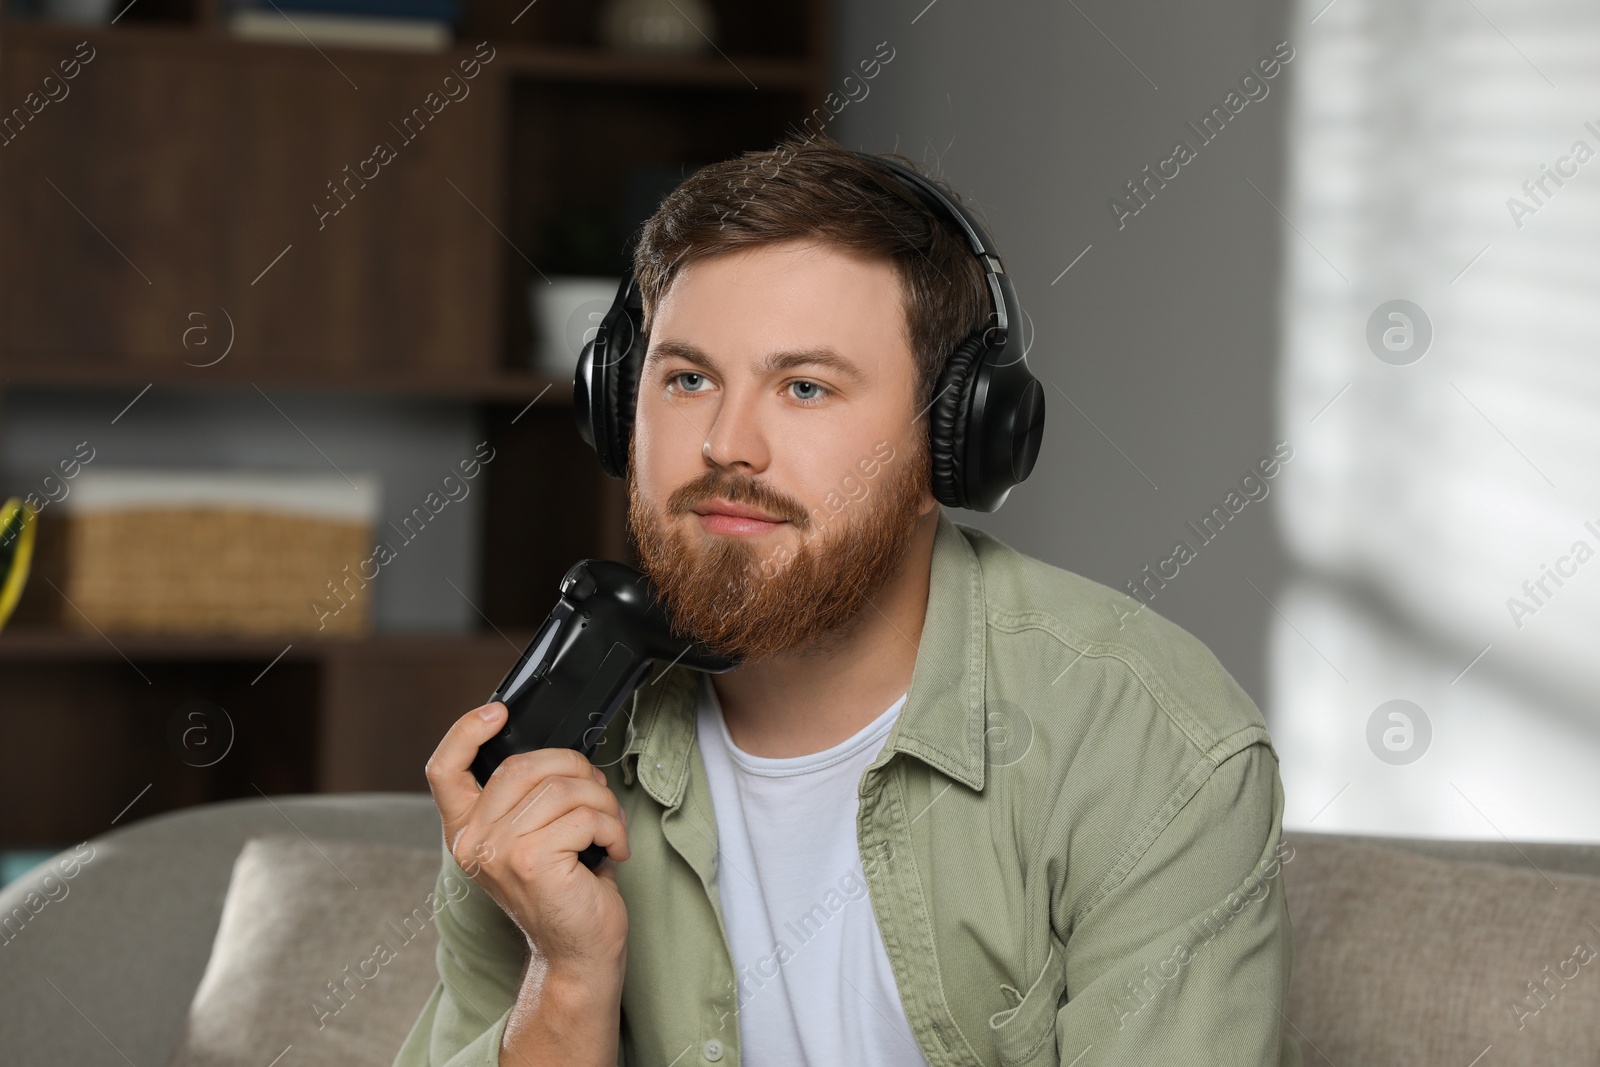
[26,470,381,637]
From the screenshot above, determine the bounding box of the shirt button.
[703,1038,724,1061]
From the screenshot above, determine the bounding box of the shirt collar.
[620,509,989,806]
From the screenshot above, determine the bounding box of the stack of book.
[227,0,457,52]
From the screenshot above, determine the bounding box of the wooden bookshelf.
[0,0,831,848]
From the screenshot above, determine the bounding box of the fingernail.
[478,704,502,722]
[593,767,604,783]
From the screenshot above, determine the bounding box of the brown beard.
[625,427,932,663]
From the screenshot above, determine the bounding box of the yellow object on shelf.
[0,497,39,632]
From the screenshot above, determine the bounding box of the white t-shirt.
[694,672,931,1067]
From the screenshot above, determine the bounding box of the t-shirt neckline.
[700,672,908,777]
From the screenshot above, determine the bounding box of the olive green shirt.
[393,512,1300,1067]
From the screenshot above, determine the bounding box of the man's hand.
[425,701,631,986]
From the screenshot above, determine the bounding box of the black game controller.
[471,559,739,870]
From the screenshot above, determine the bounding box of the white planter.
[529,276,624,379]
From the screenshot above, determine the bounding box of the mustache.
[667,470,809,527]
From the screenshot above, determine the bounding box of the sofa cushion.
[1281,836,1600,1065]
[166,834,459,1067]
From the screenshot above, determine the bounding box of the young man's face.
[626,237,938,662]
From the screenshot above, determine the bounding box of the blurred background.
[2,0,1597,888]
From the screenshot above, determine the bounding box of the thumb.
[429,700,508,842]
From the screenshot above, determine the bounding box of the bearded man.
[404,132,1298,1067]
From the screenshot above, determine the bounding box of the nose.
[698,379,771,476]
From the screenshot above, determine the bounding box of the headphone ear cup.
[578,277,644,480]
[928,334,987,509]
[610,334,641,478]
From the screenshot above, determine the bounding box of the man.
[397,133,1299,1066]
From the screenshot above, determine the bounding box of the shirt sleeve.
[391,837,526,1067]
[1049,738,1303,1066]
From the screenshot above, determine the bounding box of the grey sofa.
[2,793,1598,1066]
[0,793,443,1067]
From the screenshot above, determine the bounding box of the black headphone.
[573,149,1046,513]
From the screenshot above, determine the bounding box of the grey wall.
[832,0,1293,712]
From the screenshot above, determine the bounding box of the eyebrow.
[644,338,867,385]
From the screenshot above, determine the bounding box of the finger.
[424,702,509,838]
[545,805,630,867]
[489,767,623,840]
[475,746,606,826]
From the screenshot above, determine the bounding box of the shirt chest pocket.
[988,940,1069,1067]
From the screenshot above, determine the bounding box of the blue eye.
[789,380,829,405]
[665,372,830,406]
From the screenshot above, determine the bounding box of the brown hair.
[629,131,991,422]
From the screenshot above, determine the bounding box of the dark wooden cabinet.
[0,0,830,850]
[1,24,503,373]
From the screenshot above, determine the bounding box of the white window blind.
[1271,0,1600,841]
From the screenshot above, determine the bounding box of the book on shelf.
[227,6,453,52]
[245,0,458,22]
[0,847,61,890]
